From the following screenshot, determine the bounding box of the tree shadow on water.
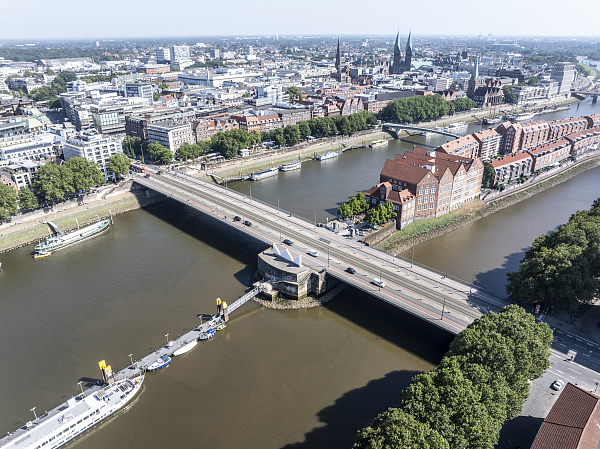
[281,370,421,449]
[474,250,529,300]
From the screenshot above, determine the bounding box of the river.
[0,99,599,448]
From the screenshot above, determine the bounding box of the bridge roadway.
[134,171,509,335]
[382,123,461,139]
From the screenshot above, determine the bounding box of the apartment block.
[230,110,282,133]
[125,110,196,140]
[565,127,600,157]
[526,138,572,172]
[147,121,194,152]
[62,130,123,179]
[436,134,479,159]
[491,152,533,186]
[546,117,589,141]
[472,128,501,160]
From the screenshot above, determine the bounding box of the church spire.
[406,29,413,52]
[335,37,341,72]
[472,57,479,80]
[394,30,400,52]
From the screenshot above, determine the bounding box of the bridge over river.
[134,171,509,335]
[382,122,461,139]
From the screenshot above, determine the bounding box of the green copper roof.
[394,31,400,51]
[472,57,479,79]
[406,30,413,51]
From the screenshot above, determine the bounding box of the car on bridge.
[372,279,386,288]
[244,220,252,227]
[308,250,319,257]
[234,216,242,222]
[283,239,293,246]
[346,267,356,274]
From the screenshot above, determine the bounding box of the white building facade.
[62,130,123,179]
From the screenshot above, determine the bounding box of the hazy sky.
[2,0,599,40]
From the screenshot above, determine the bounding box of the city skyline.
[1,0,600,40]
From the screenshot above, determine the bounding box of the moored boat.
[483,116,502,125]
[317,151,340,161]
[147,355,171,372]
[250,168,279,181]
[34,219,110,257]
[510,112,535,121]
[369,139,388,147]
[198,328,216,340]
[280,160,301,171]
[172,340,197,356]
[216,323,226,331]
[0,375,144,449]
[421,130,434,137]
[444,122,468,132]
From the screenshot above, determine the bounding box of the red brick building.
[496,120,550,154]
[526,137,572,172]
[192,118,239,142]
[546,117,589,141]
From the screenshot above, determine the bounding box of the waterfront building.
[0,168,16,190]
[585,113,600,129]
[373,147,482,222]
[496,120,550,154]
[231,110,282,133]
[364,181,416,229]
[146,121,194,152]
[192,118,238,142]
[62,130,123,179]
[472,128,502,160]
[550,62,575,98]
[546,117,589,141]
[526,137,572,172]
[436,134,480,159]
[4,160,42,191]
[565,127,600,157]
[491,152,533,186]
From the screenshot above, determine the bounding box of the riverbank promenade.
[134,171,509,335]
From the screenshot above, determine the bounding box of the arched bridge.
[382,123,461,139]
[134,171,508,335]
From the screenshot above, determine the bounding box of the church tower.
[466,57,479,100]
[405,30,413,72]
[391,31,403,75]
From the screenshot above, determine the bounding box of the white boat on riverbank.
[173,340,197,356]
[444,122,468,132]
[280,160,301,171]
[34,219,110,257]
[250,168,279,180]
[317,151,340,161]
[369,139,388,147]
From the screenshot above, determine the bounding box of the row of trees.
[0,184,38,220]
[354,305,553,449]
[506,198,600,313]
[379,95,477,123]
[337,192,369,219]
[365,201,397,226]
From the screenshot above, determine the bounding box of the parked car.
[234,216,242,222]
[372,279,386,288]
[346,267,356,274]
[308,250,319,257]
[244,220,252,227]
[551,379,565,391]
[283,239,294,246]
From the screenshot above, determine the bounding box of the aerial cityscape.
[1,3,600,448]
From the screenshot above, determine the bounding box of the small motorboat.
[172,340,197,357]
[33,250,51,259]
[147,355,171,372]
[198,328,216,340]
[216,323,227,331]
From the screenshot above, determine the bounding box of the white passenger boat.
[421,130,434,137]
[280,160,301,171]
[34,219,110,257]
[512,112,535,121]
[317,151,340,161]
[0,375,144,449]
[444,122,468,132]
[369,139,388,147]
[172,340,197,357]
[147,355,171,372]
[250,168,279,181]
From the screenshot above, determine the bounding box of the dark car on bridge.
[283,239,293,246]
[346,267,356,274]
[234,216,242,221]
[244,220,252,227]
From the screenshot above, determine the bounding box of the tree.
[452,98,476,112]
[297,121,311,140]
[18,188,38,211]
[64,157,105,192]
[503,86,518,104]
[283,125,300,145]
[47,97,62,109]
[57,71,78,82]
[158,82,169,90]
[123,135,144,157]
[506,203,600,313]
[286,86,303,102]
[527,77,539,86]
[107,153,132,181]
[399,357,503,449]
[148,142,172,164]
[270,128,286,147]
[32,163,74,203]
[482,163,496,188]
[354,408,450,449]
[0,183,18,221]
[153,92,160,102]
